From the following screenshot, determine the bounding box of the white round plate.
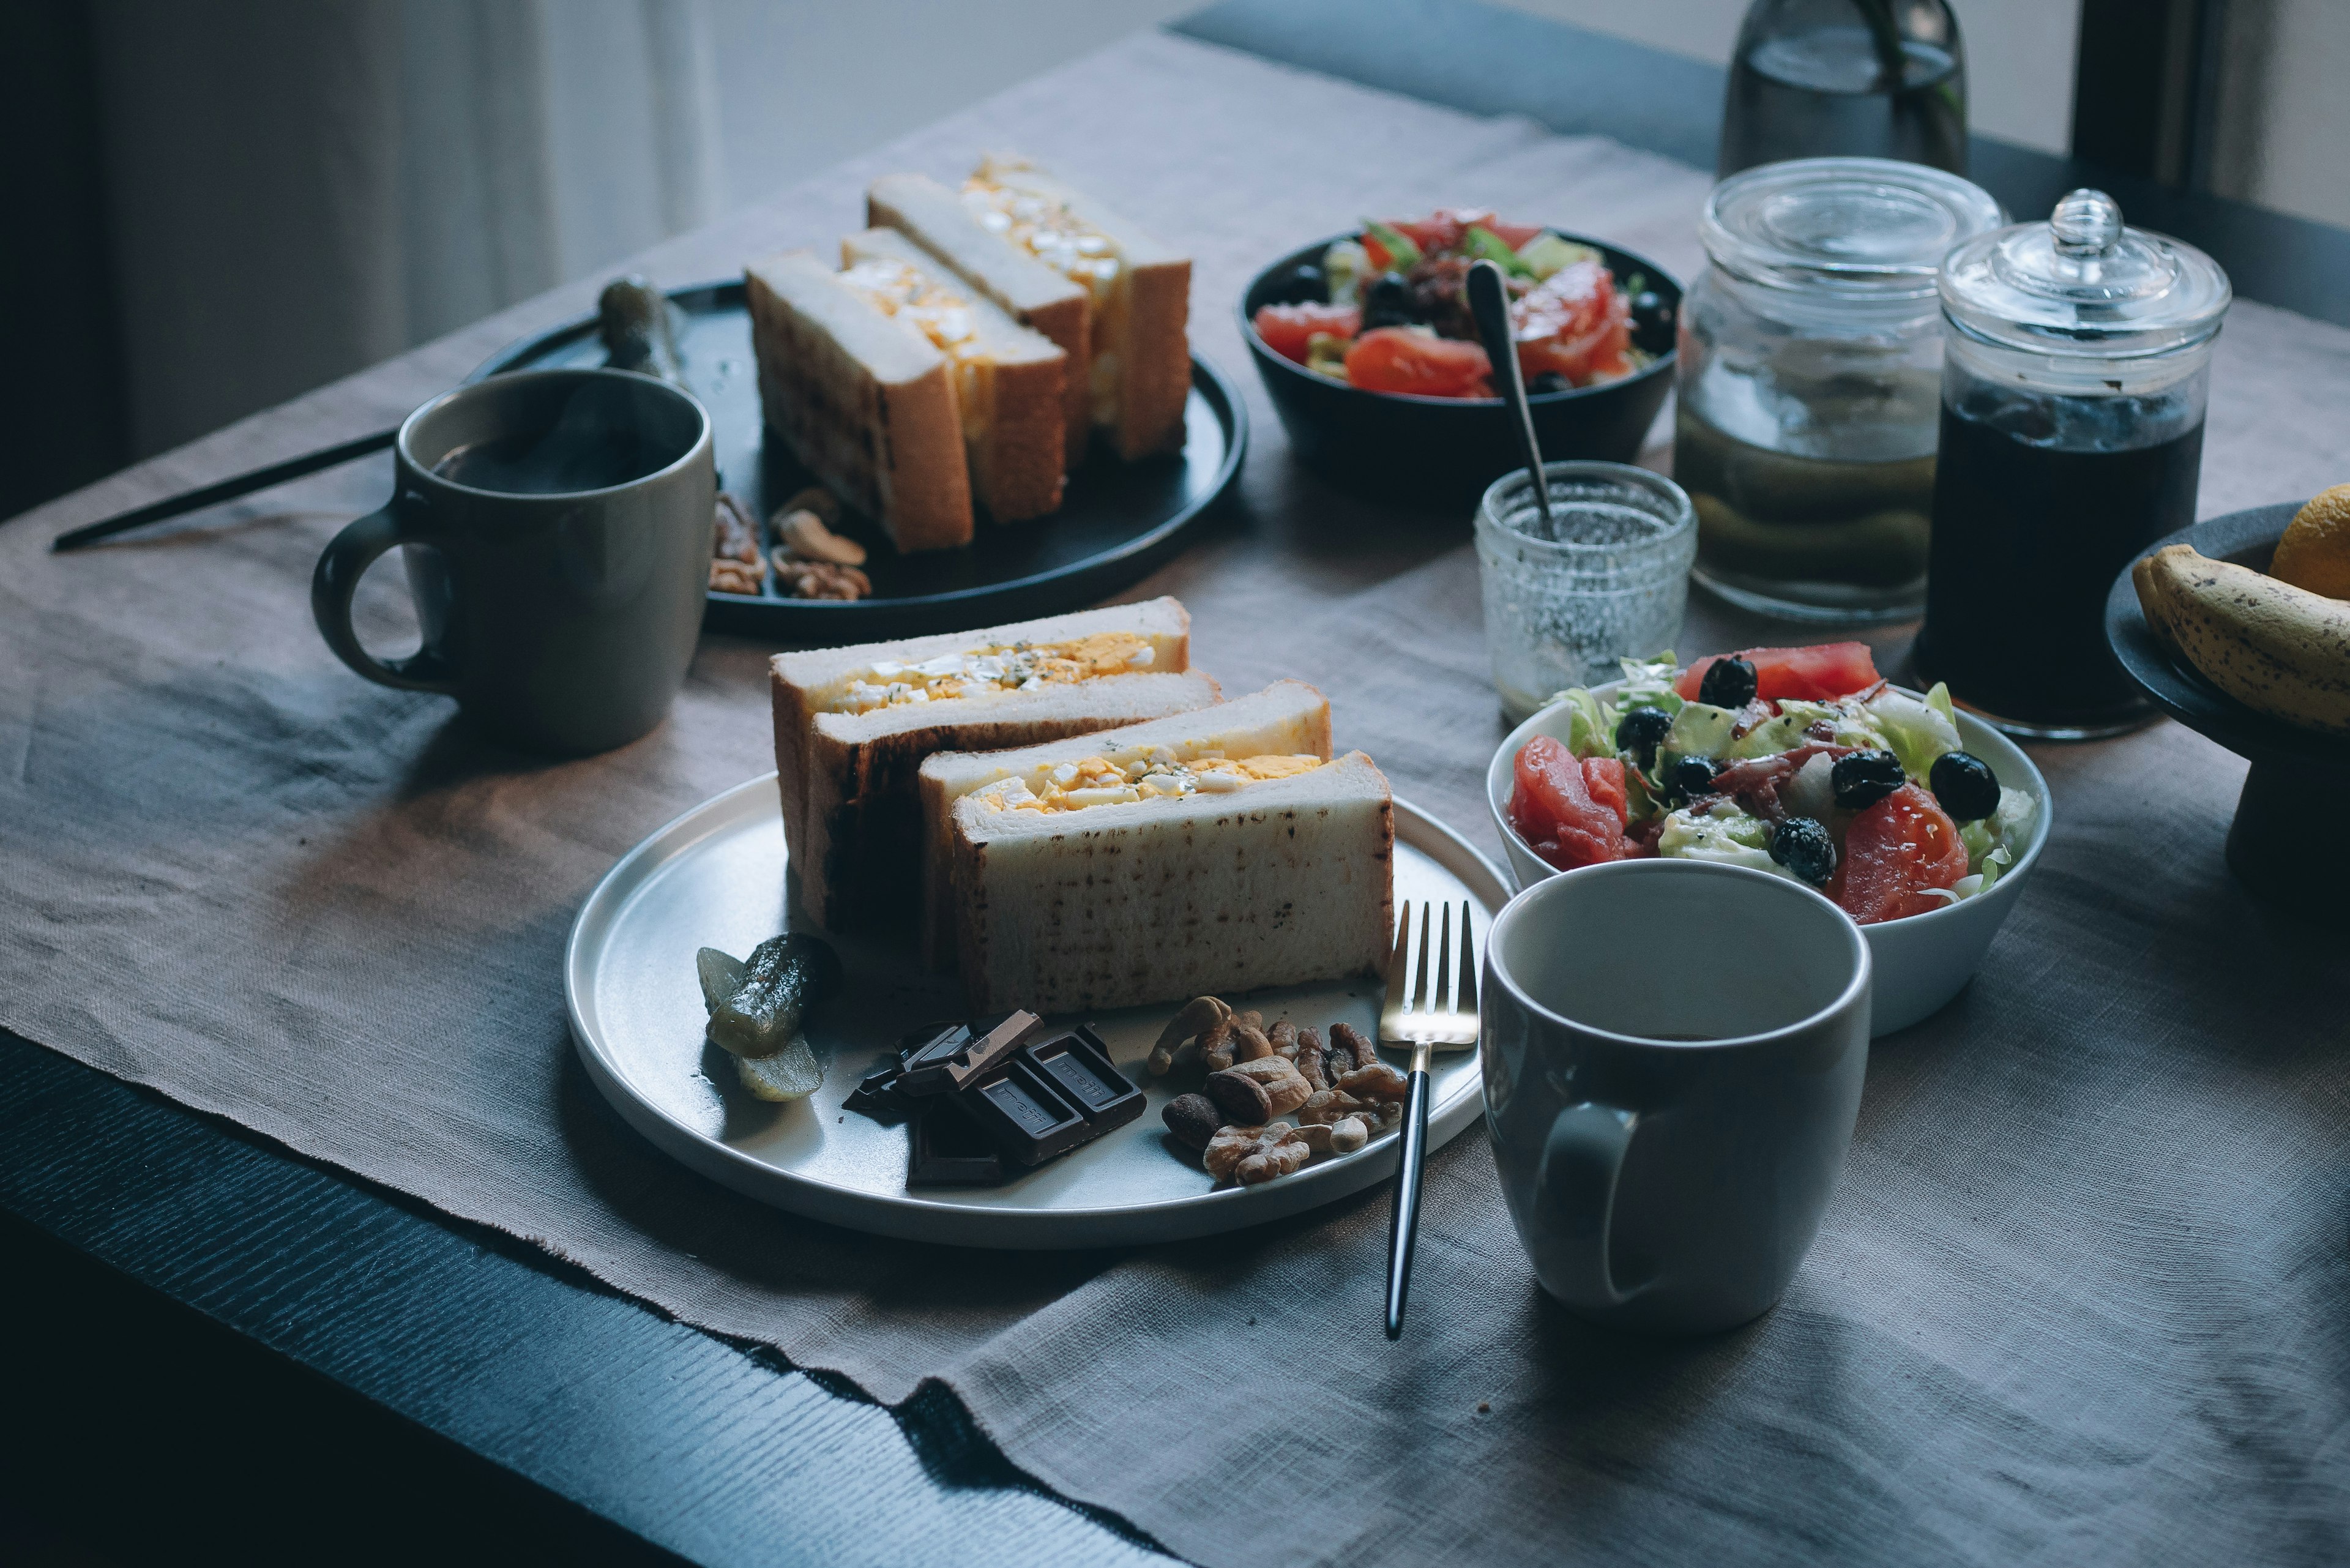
[565,775,1507,1248]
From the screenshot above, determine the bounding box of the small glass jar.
[1677,157,2002,624]
[1915,189,2231,739]
[1476,462,1697,723]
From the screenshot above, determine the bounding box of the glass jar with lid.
[1676,156,2002,623]
[1915,189,2231,738]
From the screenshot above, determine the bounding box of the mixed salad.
[1250,209,1664,399]
[1507,642,2037,925]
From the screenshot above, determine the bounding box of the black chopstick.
[49,426,400,553]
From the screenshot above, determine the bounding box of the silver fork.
[1379,899,1480,1340]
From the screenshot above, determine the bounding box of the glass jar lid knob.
[2050,189,2122,257]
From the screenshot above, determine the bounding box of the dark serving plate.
[1237,231,1678,507]
[2106,502,2350,921]
[471,281,1246,643]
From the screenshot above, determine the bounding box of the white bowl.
[1485,680,2051,1036]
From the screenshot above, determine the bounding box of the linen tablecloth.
[6,32,2347,1567]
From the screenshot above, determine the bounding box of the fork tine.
[1412,901,1434,1014]
[1434,902,1453,1014]
[1381,901,1412,1019]
[1457,899,1479,1023]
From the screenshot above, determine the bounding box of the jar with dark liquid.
[1917,190,2231,738]
[1719,0,1967,177]
[1678,157,2001,622]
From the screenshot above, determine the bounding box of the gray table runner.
[6,33,2346,1566]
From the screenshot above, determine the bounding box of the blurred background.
[4,0,2344,522]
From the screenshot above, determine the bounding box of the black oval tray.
[2105,502,2350,921]
[471,280,1247,643]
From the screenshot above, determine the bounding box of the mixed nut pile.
[709,485,874,601]
[1149,996,1408,1186]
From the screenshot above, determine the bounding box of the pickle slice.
[735,1036,824,1102]
[696,947,748,1012]
[708,933,843,1059]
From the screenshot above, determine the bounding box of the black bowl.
[1237,231,1680,507]
[2105,502,2350,923]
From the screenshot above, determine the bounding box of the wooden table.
[9,4,2346,1562]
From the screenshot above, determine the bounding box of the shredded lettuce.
[1322,238,1370,306]
[1555,687,1617,760]
[1617,652,1685,715]
[1865,687,1963,778]
[1665,702,1737,760]
[1657,804,1792,879]
[1515,231,1601,282]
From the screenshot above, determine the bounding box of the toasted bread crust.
[745,251,973,552]
[1115,255,1192,459]
[948,752,1394,1012]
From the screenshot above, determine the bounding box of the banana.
[2132,544,2350,733]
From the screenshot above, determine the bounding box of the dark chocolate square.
[906,1097,1005,1186]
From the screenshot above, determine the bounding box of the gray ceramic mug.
[1482,860,1871,1334]
[311,368,714,756]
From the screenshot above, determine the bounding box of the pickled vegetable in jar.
[1677,157,2002,624]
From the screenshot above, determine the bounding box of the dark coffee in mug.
[312,368,715,756]
[427,381,682,495]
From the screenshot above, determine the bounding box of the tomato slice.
[1829,785,1969,925]
[1252,302,1361,365]
[1674,643,1882,703]
[1488,220,1545,250]
[1512,258,1632,386]
[1345,327,1491,398]
[1509,737,1627,870]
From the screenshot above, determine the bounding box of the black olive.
[1630,289,1674,351]
[1661,755,1718,806]
[1266,262,1327,306]
[1528,371,1570,395]
[1830,749,1906,812]
[1613,706,1673,766]
[1930,750,2001,823]
[1769,816,1838,886]
[1360,273,1419,332]
[1696,655,1758,709]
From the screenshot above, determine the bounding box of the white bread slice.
[838,227,1065,523]
[744,249,972,552]
[941,690,1392,1013]
[918,679,1335,971]
[867,173,1092,463]
[770,598,1212,933]
[967,157,1192,461]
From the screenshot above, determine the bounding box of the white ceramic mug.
[1482,860,1871,1334]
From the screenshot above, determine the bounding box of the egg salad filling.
[961,171,1121,304]
[831,632,1156,713]
[837,252,1008,436]
[962,160,1132,428]
[978,747,1324,813]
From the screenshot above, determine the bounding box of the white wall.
[1485,0,2082,155]
[2205,0,2350,229]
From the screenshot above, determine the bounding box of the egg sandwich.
[926,681,1393,1012]
[770,597,1215,932]
[869,156,1192,462]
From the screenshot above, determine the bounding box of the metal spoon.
[1465,257,1553,536]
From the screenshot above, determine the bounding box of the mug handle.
[310,500,459,693]
[1535,1102,1648,1305]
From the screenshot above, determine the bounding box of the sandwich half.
[771,597,1215,933]
[838,227,1067,522]
[867,172,1092,461]
[936,681,1393,1013]
[870,157,1192,462]
[744,248,972,552]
